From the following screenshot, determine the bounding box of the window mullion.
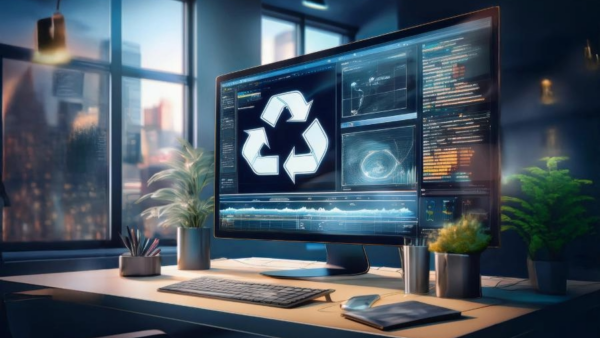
[121,66,188,85]
[110,0,123,247]
[299,16,306,56]
[185,0,195,144]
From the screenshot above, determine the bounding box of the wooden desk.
[1,258,599,338]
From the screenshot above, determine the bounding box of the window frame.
[262,4,357,59]
[0,0,195,252]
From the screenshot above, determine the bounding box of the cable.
[493,278,529,290]
[56,0,62,12]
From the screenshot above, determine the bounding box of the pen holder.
[119,254,161,277]
[400,246,430,294]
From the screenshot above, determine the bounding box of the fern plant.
[137,138,215,228]
[428,215,491,254]
[502,157,597,260]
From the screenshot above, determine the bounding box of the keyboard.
[158,276,335,308]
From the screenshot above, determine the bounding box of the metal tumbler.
[400,246,430,294]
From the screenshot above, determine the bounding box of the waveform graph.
[219,201,417,236]
[342,126,416,187]
[220,206,416,217]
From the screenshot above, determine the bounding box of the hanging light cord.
[56,0,61,12]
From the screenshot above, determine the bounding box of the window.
[261,9,355,65]
[122,0,184,74]
[261,16,299,65]
[0,0,193,248]
[122,79,184,240]
[305,26,344,54]
[120,0,188,241]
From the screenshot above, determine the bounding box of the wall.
[355,3,399,40]
[196,0,262,152]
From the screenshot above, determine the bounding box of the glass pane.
[0,0,110,61]
[122,0,184,74]
[262,16,298,65]
[122,79,184,240]
[2,60,109,242]
[305,26,343,54]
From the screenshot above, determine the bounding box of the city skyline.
[2,52,182,242]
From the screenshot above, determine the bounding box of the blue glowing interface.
[217,16,496,239]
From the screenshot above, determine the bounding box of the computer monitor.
[215,8,500,278]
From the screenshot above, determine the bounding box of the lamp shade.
[302,0,328,10]
[33,12,70,64]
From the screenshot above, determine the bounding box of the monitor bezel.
[214,7,500,247]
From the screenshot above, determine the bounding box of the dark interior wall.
[355,2,398,40]
[195,0,261,231]
[196,0,262,152]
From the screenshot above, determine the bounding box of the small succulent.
[137,138,215,228]
[428,215,491,254]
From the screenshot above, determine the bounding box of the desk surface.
[2,258,600,338]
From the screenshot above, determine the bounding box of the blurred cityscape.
[2,11,332,243]
[3,60,109,242]
[2,41,181,242]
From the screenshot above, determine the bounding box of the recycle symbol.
[242,90,329,184]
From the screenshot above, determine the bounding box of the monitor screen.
[215,8,500,246]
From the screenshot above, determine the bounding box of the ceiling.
[261,0,398,29]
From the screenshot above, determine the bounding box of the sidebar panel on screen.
[418,18,496,241]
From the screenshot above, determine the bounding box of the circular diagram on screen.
[360,149,399,180]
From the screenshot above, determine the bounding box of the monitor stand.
[261,244,370,279]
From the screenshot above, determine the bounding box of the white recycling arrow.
[283,119,328,183]
[260,91,313,127]
[241,127,279,175]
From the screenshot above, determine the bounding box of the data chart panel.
[341,47,417,119]
[219,193,418,237]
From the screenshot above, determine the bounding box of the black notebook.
[342,301,461,331]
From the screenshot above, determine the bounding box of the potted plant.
[429,215,491,299]
[138,139,215,270]
[502,157,596,295]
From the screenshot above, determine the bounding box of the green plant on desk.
[501,157,597,260]
[136,138,215,270]
[137,138,215,229]
[501,156,597,294]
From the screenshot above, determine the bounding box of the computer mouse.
[340,294,381,311]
